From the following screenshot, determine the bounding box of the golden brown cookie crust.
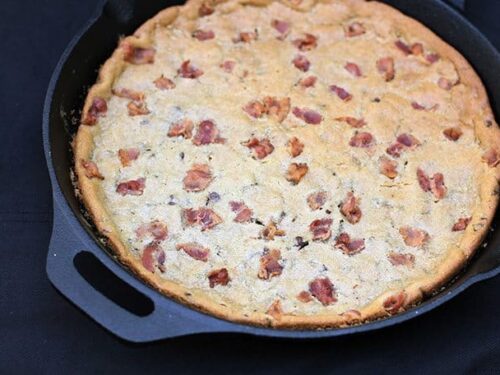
[73,0,500,328]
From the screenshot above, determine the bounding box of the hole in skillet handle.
[74,251,154,317]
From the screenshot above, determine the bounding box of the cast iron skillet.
[43,0,500,343]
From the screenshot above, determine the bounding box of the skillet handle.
[46,198,216,342]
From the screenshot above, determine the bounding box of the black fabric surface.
[1,0,499,373]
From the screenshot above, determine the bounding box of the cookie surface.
[73,0,500,328]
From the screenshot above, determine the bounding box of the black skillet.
[43,0,500,343]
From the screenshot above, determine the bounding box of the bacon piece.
[426,53,440,64]
[141,242,165,273]
[309,218,333,241]
[192,120,225,145]
[340,309,362,320]
[334,232,365,255]
[286,163,309,184]
[136,220,168,241]
[292,107,322,125]
[379,156,398,179]
[482,148,499,167]
[258,249,283,280]
[452,217,471,232]
[335,116,366,128]
[116,178,145,196]
[376,57,395,81]
[388,252,415,267]
[430,172,447,200]
[416,168,431,192]
[266,299,283,320]
[261,221,285,240]
[192,29,215,41]
[182,207,223,231]
[154,75,176,90]
[411,101,438,111]
[411,42,424,55]
[208,268,230,288]
[298,75,317,88]
[395,40,412,55]
[349,132,375,148]
[438,77,453,91]
[292,54,310,72]
[178,60,204,79]
[399,226,429,247]
[168,119,194,139]
[386,143,405,158]
[397,133,420,148]
[288,137,304,157]
[344,22,365,37]
[263,96,291,123]
[271,19,290,39]
[243,137,275,160]
[198,2,214,16]
[243,100,266,119]
[122,44,155,64]
[81,160,104,180]
[292,33,317,51]
[340,192,362,224]
[176,242,210,262]
[127,100,150,116]
[233,31,258,43]
[330,85,352,101]
[112,88,144,101]
[229,201,253,223]
[83,97,107,125]
[344,62,362,77]
[297,291,312,303]
[309,277,336,306]
[220,60,236,73]
[383,292,406,314]
[183,164,213,192]
[307,191,328,210]
[118,148,140,167]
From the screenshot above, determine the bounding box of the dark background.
[1,0,499,373]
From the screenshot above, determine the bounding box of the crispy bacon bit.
[243,97,291,123]
[243,137,275,159]
[154,75,176,90]
[208,268,230,288]
[399,226,429,247]
[307,191,328,210]
[286,163,309,184]
[192,120,225,145]
[176,242,210,262]
[335,116,366,128]
[83,97,107,125]
[118,148,140,167]
[309,218,333,241]
[271,19,290,38]
[261,221,285,240]
[266,299,283,320]
[309,277,336,306]
[288,137,304,157]
[383,291,406,314]
[340,192,362,224]
[116,178,145,196]
[430,173,447,200]
[438,77,453,90]
[168,119,194,139]
[141,242,165,273]
[397,133,420,148]
[112,88,144,101]
[127,100,150,116]
[345,62,362,77]
[345,22,365,37]
[334,232,365,255]
[379,156,398,179]
[178,60,204,79]
[330,85,352,101]
[388,252,415,267]
[198,2,214,16]
[395,40,412,55]
[411,102,425,110]
[412,101,438,111]
[292,54,310,72]
[297,291,312,303]
[233,31,258,43]
[183,164,213,192]
[192,29,215,41]
[292,33,317,51]
[416,168,431,192]
[411,42,424,55]
[376,57,395,81]
[482,148,500,167]
[229,201,253,223]
[183,208,223,231]
[349,132,375,148]
[258,249,283,280]
[136,220,168,241]
[386,142,405,158]
[298,75,317,88]
[340,309,362,320]
[243,100,266,118]
[292,107,323,125]
[122,44,155,65]
[220,60,236,73]
[452,217,471,232]
[426,53,440,64]
[81,160,104,180]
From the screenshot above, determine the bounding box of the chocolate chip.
[373,97,381,103]
[325,209,332,214]
[254,219,264,226]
